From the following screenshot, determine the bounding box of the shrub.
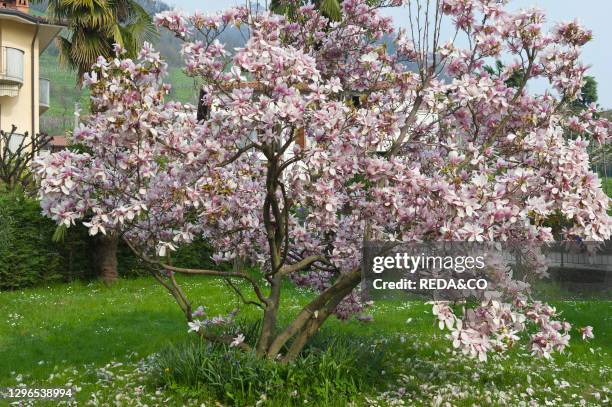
[149,324,388,406]
[0,191,89,289]
[0,190,62,289]
[0,191,217,290]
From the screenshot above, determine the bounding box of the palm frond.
[55,36,79,71]
[111,24,126,49]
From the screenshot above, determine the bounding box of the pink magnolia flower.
[230,334,246,347]
[579,326,594,340]
[432,302,456,330]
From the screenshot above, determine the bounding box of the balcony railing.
[0,46,24,85]
[40,77,50,113]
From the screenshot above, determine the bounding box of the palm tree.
[41,0,157,83]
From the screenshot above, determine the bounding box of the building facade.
[0,0,62,149]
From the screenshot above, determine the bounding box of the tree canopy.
[36,0,611,362]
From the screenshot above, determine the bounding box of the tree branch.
[277,255,331,276]
[122,237,270,306]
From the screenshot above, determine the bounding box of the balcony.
[39,77,50,113]
[0,46,24,86]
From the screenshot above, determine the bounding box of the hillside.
[40,53,200,136]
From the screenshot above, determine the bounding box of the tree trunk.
[93,234,119,285]
[256,274,282,357]
[281,273,358,362]
[265,267,362,361]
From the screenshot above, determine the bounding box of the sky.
[165,0,612,109]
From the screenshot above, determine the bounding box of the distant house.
[47,135,67,153]
[0,0,63,151]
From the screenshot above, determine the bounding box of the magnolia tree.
[35,0,610,362]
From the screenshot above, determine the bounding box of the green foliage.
[0,191,215,289]
[271,0,342,22]
[603,176,612,198]
[571,75,598,110]
[116,237,217,277]
[483,60,525,88]
[0,191,70,289]
[170,238,219,270]
[150,326,388,406]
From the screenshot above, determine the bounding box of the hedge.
[0,191,215,290]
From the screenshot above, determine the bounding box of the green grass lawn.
[0,276,610,405]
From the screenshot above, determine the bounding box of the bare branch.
[0,126,51,191]
[122,237,270,307]
[277,255,332,276]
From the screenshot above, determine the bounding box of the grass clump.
[150,326,388,406]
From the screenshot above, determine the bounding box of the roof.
[1,8,46,23]
[49,136,68,147]
[0,8,65,52]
